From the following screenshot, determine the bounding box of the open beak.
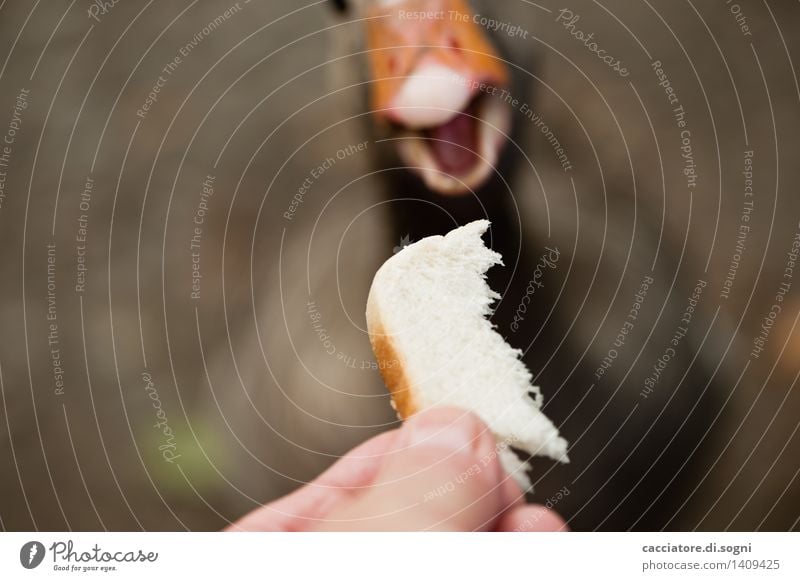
[366,0,511,195]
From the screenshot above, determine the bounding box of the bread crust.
[366,310,418,419]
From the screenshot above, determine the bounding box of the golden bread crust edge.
[366,301,418,419]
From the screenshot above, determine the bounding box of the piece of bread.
[366,220,569,489]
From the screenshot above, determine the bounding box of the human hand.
[227,407,567,532]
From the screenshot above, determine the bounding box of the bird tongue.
[426,105,479,176]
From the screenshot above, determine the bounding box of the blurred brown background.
[0,0,799,531]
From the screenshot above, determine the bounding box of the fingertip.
[497,504,569,532]
[404,407,491,446]
[500,474,525,508]
[395,407,498,466]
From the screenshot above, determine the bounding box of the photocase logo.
[19,541,45,569]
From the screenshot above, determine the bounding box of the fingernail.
[404,409,481,454]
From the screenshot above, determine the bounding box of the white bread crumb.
[366,220,569,489]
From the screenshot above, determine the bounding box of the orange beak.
[364,0,512,194]
[367,0,509,119]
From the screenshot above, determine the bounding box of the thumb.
[313,407,522,531]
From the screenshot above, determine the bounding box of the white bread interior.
[366,220,569,489]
